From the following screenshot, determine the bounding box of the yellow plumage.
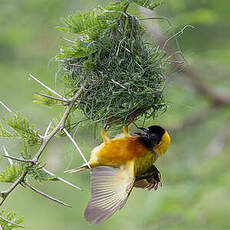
[88,127,170,175]
[68,126,170,225]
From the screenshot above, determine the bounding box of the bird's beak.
[138,127,149,133]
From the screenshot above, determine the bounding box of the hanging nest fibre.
[57,1,167,128]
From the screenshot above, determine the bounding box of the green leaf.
[0,210,24,230]
[57,40,98,60]
[57,9,115,35]
[0,164,24,183]
[0,122,18,139]
[27,163,58,182]
[56,1,129,37]
[1,114,41,145]
[57,0,166,127]
[21,145,31,160]
[33,90,62,107]
[132,0,162,10]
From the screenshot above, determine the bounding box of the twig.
[28,73,67,101]
[22,182,71,208]
[3,146,13,165]
[63,128,91,169]
[0,101,16,115]
[2,155,33,163]
[2,153,82,191]
[162,25,194,51]
[0,171,28,206]
[44,121,53,137]
[37,93,69,103]
[32,83,86,163]
[0,81,86,207]
[0,215,23,228]
[0,101,43,139]
[42,168,82,191]
[140,16,173,27]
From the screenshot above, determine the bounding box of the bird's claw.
[145,172,162,191]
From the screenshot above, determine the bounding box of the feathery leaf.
[0,164,24,183]
[1,114,41,145]
[33,90,62,107]
[26,163,58,182]
[133,0,163,10]
[0,210,24,229]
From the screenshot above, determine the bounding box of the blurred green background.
[1,0,230,229]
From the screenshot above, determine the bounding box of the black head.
[147,125,165,138]
[136,125,165,150]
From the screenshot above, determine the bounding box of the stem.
[3,146,13,165]
[22,182,71,208]
[63,128,91,169]
[44,121,53,137]
[0,101,16,116]
[37,93,69,103]
[42,168,82,191]
[2,155,33,164]
[0,81,86,207]
[0,171,28,206]
[0,215,23,228]
[28,73,67,101]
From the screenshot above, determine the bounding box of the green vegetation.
[56,0,166,127]
[0,0,230,230]
[0,210,24,230]
[0,114,41,145]
[0,164,24,183]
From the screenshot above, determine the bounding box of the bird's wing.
[84,162,135,225]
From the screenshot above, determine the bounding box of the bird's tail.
[64,164,90,174]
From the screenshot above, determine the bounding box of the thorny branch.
[28,73,67,101]
[2,146,13,166]
[0,101,16,116]
[3,154,33,163]
[0,74,87,209]
[42,168,81,191]
[37,92,69,103]
[2,151,82,191]
[22,181,71,208]
[63,128,90,169]
[0,215,23,228]
[1,9,228,227]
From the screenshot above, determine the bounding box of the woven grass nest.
[58,6,167,128]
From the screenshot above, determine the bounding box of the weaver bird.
[67,125,170,224]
